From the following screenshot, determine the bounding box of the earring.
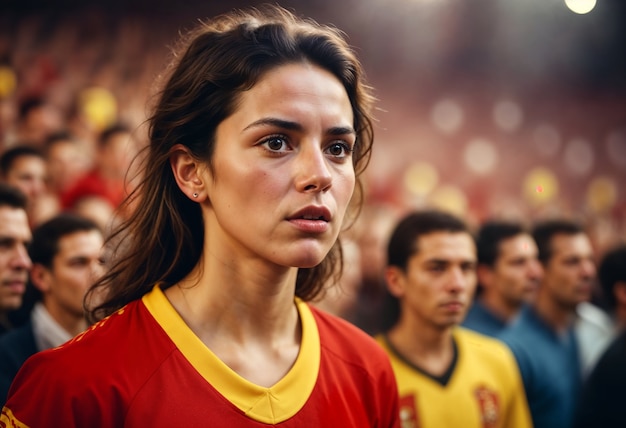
[193,193,198,198]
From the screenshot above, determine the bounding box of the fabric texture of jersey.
[499,305,581,428]
[377,327,532,428]
[1,285,399,427]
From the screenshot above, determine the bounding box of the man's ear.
[30,264,52,293]
[476,264,494,291]
[169,144,207,201]
[614,281,626,306]
[385,266,407,298]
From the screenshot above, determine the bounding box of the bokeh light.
[523,167,559,206]
[0,66,17,98]
[564,0,596,15]
[78,87,118,132]
[563,138,594,176]
[493,100,523,133]
[532,124,561,159]
[606,130,626,169]
[431,98,464,135]
[404,162,439,196]
[586,176,618,213]
[464,138,498,175]
[428,185,468,217]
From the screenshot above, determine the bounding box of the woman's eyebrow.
[327,126,356,137]
[243,117,302,132]
[243,118,356,137]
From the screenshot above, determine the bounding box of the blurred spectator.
[498,219,598,428]
[4,97,62,148]
[463,220,542,336]
[71,196,118,235]
[0,184,32,335]
[378,210,532,427]
[0,144,59,226]
[0,145,47,205]
[43,131,91,197]
[61,123,137,227]
[0,213,104,404]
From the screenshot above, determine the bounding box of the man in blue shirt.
[463,220,541,337]
[499,219,595,428]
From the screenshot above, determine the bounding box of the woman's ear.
[169,144,207,201]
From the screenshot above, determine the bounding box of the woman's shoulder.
[308,304,388,363]
[3,297,179,426]
[9,298,176,399]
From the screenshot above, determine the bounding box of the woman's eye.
[261,135,289,153]
[326,142,352,158]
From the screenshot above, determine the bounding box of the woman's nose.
[294,144,332,193]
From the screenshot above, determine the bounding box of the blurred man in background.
[0,213,104,403]
[0,184,32,336]
[378,210,532,428]
[463,220,542,337]
[499,219,600,428]
[4,97,62,148]
[43,131,91,199]
[0,144,59,227]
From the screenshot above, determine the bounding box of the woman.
[2,5,399,427]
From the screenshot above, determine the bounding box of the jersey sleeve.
[500,343,534,428]
[1,348,123,427]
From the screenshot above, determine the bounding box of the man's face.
[0,206,32,311]
[490,234,542,307]
[542,233,595,310]
[4,155,47,201]
[38,230,104,319]
[390,231,477,330]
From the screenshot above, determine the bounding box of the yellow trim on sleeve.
[1,406,31,428]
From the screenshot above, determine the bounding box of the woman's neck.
[164,262,302,387]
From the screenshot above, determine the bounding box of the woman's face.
[202,62,356,270]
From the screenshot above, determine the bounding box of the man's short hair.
[29,213,101,269]
[0,183,28,210]
[0,145,45,177]
[476,221,526,267]
[386,209,470,271]
[532,219,585,264]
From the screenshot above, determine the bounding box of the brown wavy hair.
[86,4,375,322]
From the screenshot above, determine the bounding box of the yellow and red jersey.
[377,328,532,428]
[2,285,399,427]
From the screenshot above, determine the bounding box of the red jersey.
[60,169,126,210]
[1,285,399,427]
